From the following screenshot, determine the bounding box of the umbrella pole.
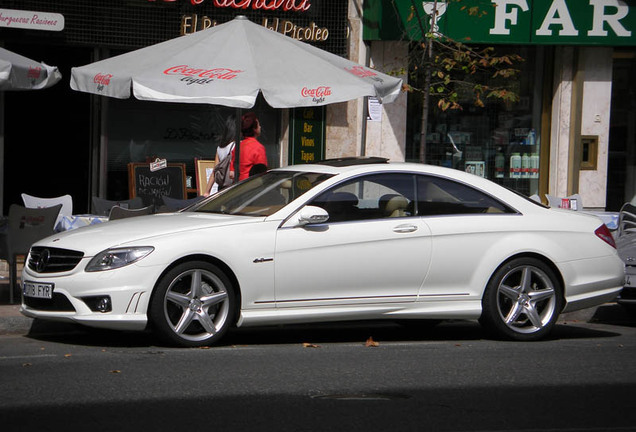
[361,97,368,157]
[234,108,242,184]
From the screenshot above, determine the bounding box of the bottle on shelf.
[495,150,505,179]
[530,153,540,179]
[510,153,521,179]
[527,128,536,146]
[521,153,529,178]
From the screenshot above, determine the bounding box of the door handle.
[393,224,418,233]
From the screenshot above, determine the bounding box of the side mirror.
[297,205,329,226]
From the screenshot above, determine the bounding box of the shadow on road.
[2,382,636,432]
[23,304,634,349]
[589,302,636,327]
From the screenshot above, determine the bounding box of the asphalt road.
[1,305,635,432]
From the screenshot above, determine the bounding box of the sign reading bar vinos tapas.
[375,0,635,46]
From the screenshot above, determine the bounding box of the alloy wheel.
[162,268,231,343]
[495,264,557,334]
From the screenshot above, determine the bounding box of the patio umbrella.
[0,47,62,91]
[70,15,402,108]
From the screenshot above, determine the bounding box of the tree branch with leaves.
[396,0,524,162]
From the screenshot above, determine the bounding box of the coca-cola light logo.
[93,73,113,92]
[27,67,42,80]
[164,65,243,86]
[345,65,384,83]
[301,86,331,104]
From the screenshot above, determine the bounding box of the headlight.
[85,247,154,272]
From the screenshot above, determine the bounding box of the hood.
[36,212,261,256]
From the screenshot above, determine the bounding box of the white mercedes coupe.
[21,159,624,347]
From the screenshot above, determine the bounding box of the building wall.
[550,46,613,210]
[323,1,407,162]
[550,46,576,199]
[365,41,408,161]
[580,47,613,210]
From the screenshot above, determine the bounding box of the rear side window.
[416,175,514,216]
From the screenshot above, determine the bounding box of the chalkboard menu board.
[289,106,325,165]
[128,162,187,207]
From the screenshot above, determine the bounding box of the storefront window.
[105,97,280,201]
[406,46,545,197]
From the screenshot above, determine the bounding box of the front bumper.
[19,257,162,331]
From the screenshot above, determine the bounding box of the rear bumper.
[560,254,625,313]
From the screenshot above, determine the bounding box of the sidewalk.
[0,304,33,335]
[0,303,87,336]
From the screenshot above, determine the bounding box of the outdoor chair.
[0,219,9,284]
[5,204,61,304]
[92,196,144,216]
[159,195,205,213]
[21,193,72,226]
[108,205,155,220]
[618,203,636,237]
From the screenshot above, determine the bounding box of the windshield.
[192,170,333,216]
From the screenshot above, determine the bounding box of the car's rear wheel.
[150,261,235,347]
[480,257,562,341]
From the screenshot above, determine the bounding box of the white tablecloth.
[55,214,108,232]
[583,210,619,231]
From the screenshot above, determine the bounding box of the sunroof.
[316,157,389,167]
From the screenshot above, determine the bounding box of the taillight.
[595,224,616,249]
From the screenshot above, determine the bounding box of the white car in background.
[21,158,624,347]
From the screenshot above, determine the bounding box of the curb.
[0,305,33,336]
[0,312,86,336]
[0,316,34,335]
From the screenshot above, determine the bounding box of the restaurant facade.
[0,0,406,214]
[0,0,635,214]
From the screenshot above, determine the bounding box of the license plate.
[23,281,54,299]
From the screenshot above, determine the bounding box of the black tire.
[149,261,236,347]
[480,257,563,341]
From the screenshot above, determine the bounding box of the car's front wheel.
[480,257,562,341]
[150,261,236,347]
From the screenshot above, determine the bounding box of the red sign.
[147,0,311,11]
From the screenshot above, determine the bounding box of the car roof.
[272,159,481,182]
[271,160,532,210]
[316,156,389,167]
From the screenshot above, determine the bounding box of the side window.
[310,174,415,223]
[416,175,514,215]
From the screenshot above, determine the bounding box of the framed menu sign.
[128,162,187,207]
[289,106,326,165]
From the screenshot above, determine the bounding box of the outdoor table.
[582,210,619,231]
[55,214,108,232]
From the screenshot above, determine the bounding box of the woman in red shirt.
[232,112,267,181]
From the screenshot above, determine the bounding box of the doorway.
[607,49,636,211]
